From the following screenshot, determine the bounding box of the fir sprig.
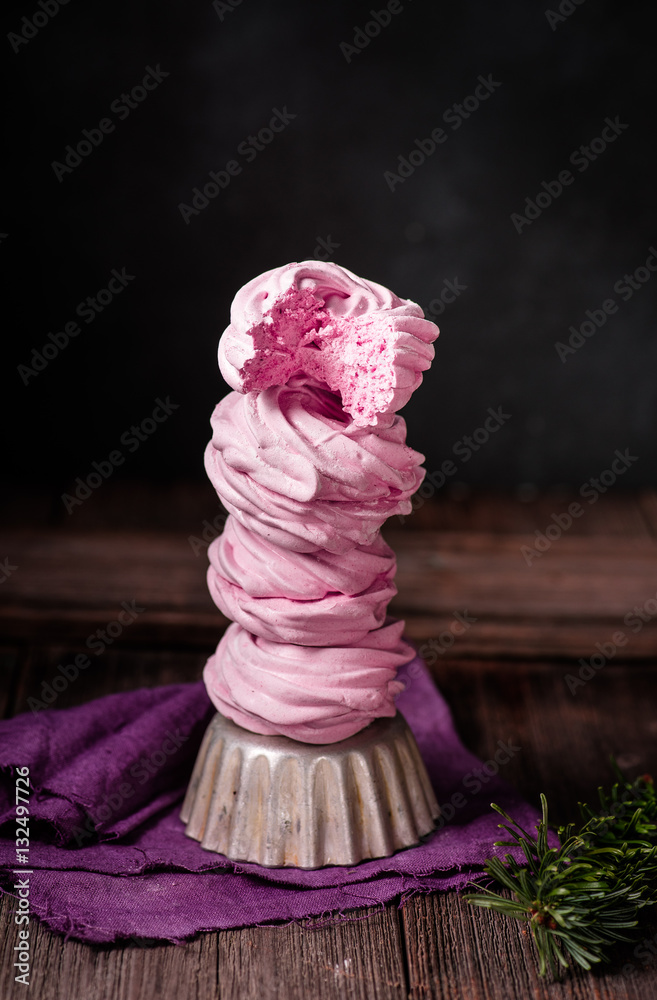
[464,769,657,978]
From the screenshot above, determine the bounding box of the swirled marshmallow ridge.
[218,261,438,426]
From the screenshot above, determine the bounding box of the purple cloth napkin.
[0,656,539,943]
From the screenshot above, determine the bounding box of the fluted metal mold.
[180,711,440,868]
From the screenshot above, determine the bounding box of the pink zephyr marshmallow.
[206,519,398,646]
[217,261,439,426]
[203,618,412,744]
[201,261,439,743]
[203,379,426,553]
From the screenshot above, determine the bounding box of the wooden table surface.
[1,483,656,999]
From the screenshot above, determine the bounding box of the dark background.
[3,0,656,502]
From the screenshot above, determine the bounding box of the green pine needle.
[464,766,657,979]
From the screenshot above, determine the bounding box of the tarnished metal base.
[180,711,439,868]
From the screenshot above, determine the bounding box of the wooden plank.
[0,530,216,611]
[217,908,407,1000]
[0,892,221,1000]
[397,491,654,536]
[0,892,408,1000]
[0,530,226,647]
[10,644,206,716]
[2,645,408,1000]
[387,531,657,620]
[403,892,657,1000]
[2,528,657,658]
[401,616,657,659]
[3,483,652,538]
[428,658,657,821]
[0,638,223,1000]
[2,485,656,999]
[4,609,657,662]
[402,657,657,998]
[0,647,23,719]
[0,607,225,650]
[5,651,657,998]
[388,529,657,657]
[4,649,657,999]
[390,538,657,633]
[637,490,657,538]
[0,481,223,534]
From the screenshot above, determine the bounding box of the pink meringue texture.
[218,261,437,427]
[203,261,439,744]
[207,519,397,646]
[203,379,426,553]
[203,619,410,743]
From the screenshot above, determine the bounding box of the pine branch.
[464,768,657,979]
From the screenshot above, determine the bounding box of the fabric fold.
[0,656,540,943]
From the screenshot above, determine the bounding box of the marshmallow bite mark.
[238,286,420,427]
